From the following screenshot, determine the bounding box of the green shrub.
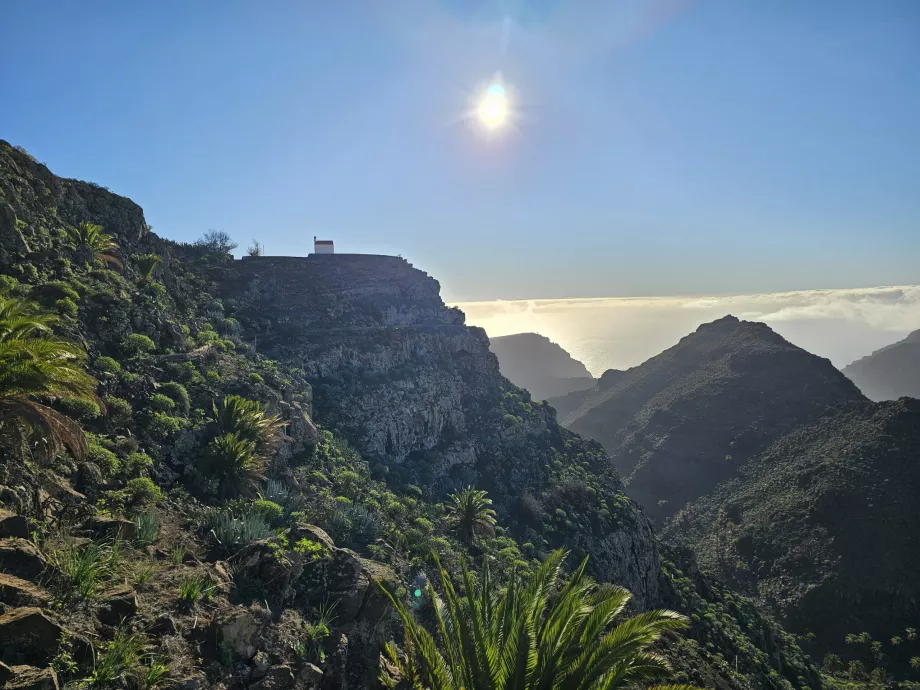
[115,437,139,454]
[103,396,132,425]
[123,452,153,478]
[55,297,78,317]
[121,333,155,357]
[413,516,434,534]
[293,538,327,560]
[206,369,221,384]
[89,443,120,476]
[252,499,284,524]
[248,373,264,385]
[146,412,186,441]
[125,477,163,505]
[336,470,361,498]
[58,396,101,421]
[159,382,190,414]
[148,393,176,413]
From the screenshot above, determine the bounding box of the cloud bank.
[454,286,920,376]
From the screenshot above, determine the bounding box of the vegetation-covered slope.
[0,140,821,689]
[665,398,920,681]
[488,332,595,400]
[842,329,920,401]
[549,316,865,522]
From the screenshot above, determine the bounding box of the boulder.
[5,666,60,690]
[0,509,31,539]
[249,651,271,681]
[73,463,104,499]
[210,608,262,660]
[0,573,51,607]
[289,523,335,552]
[150,613,177,635]
[295,663,323,689]
[0,608,63,666]
[97,584,138,625]
[79,515,136,541]
[0,539,48,580]
[319,632,348,690]
[250,665,294,690]
[302,548,396,630]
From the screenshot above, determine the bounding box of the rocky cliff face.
[223,254,661,605]
[551,315,865,523]
[0,141,150,262]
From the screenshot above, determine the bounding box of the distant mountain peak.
[842,327,920,401]
[550,315,865,522]
[488,332,595,401]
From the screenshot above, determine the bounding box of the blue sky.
[2,0,918,301]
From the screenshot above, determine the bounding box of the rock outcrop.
[225,254,661,606]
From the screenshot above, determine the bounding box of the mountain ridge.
[842,328,920,401]
[548,315,866,522]
[665,396,920,659]
[488,332,596,401]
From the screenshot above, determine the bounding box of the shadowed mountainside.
[548,316,865,522]
[488,332,596,400]
[664,398,920,660]
[842,329,920,401]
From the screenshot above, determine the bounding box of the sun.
[477,83,509,130]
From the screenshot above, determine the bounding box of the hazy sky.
[458,285,920,375]
[2,0,919,301]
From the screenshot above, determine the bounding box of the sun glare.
[477,83,508,130]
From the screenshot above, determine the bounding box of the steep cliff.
[489,332,596,401]
[551,316,865,522]
[223,254,661,604]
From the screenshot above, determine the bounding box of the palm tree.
[65,222,122,269]
[213,394,286,454]
[132,253,162,281]
[447,486,497,543]
[0,295,98,461]
[199,431,261,497]
[381,550,697,690]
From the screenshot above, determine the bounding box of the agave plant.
[132,253,163,281]
[65,222,122,269]
[381,550,697,690]
[199,431,263,497]
[0,295,98,461]
[446,486,497,543]
[213,394,286,454]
